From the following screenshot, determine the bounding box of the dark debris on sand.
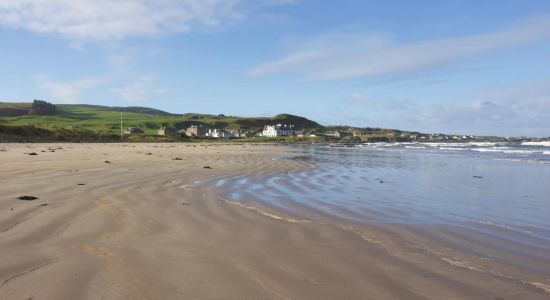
[173,157,183,160]
[28,152,38,156]
[203,165,212,169]
[17,196,38,201]
[104,160,112,164]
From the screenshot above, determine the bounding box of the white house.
[262,124,294,137]
[207,128,232,138]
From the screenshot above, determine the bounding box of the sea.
[216,141,550,247]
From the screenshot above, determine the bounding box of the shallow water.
[216,142,550,249]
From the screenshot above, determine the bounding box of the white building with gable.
[208,128,232,138]
[262,124,294,137]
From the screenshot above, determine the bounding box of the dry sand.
[1,143,549,299]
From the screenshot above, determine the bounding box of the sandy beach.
[1,143,549,300]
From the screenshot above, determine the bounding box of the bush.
[29,100,57,115]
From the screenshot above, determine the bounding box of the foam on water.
[522,141,550,147]
[472,148,541,155]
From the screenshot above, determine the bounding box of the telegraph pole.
[120,111,123,141]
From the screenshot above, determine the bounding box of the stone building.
[124,127,143,134]
[185,125,208,137]
[157,125,175,136]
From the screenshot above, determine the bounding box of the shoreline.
[1,143,549,299]
[209,170,550,296]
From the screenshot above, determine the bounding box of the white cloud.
[419,101,519,124]
[33,74,103,103]
[340,78,550,136]
[34,72,165,104]
[113,75,165,102]
[0,0,293,42]
[409,80,550,136]
[468,78,550,102]
[248,14,550,80]
[409,97,550,136]
[346,92,413,111]
[348,92,371,106]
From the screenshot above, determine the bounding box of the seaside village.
[137,124,301,139]
[123,123,311,139]
[123,123,477,141]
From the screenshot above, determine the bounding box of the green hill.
[61,104,175,116]
[0,101,479,143]
[0,102,32,117]
[0,101,323,140]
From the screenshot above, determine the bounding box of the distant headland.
[0,100,546,143]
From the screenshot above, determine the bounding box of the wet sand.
[0,143,549,299]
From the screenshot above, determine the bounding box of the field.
[0,103,322,136]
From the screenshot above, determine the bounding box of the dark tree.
[29,100,57,115]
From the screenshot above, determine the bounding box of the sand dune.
[1,143,548,299]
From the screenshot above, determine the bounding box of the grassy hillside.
[0,102,323,136]
[0,102,32,116]
[1,101,490,143]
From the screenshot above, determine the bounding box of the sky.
[1,0,550,136]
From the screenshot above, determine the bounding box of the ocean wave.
[472,148,540,154]
[522,141,550,147]
[477,220,536,237]
[423,142,498,148]
[466,142,498,147]
[361,141,516,150]
[439,147,468,151]
[528,159,550,165]
[410,244,550,295]
[218,198,311,223]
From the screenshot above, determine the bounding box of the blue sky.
[1,0,550,136]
